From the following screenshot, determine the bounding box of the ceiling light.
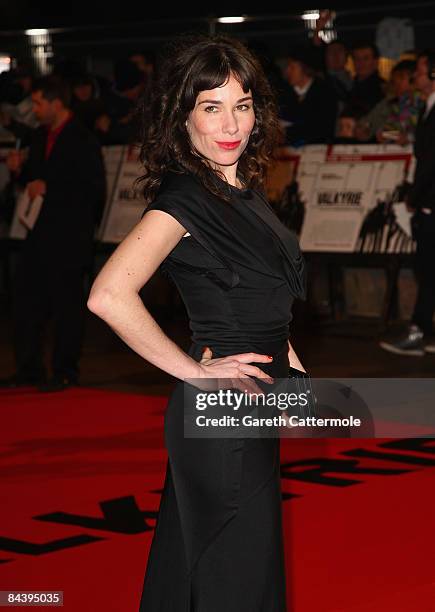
[301,11,320,21]
[217,16,245,24]
[25,29,49,36]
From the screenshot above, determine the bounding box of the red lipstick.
[215,140,241,150]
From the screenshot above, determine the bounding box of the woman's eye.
[203,104,252,113]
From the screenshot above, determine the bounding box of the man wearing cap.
[95,59,146,145]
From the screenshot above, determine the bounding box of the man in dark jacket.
[348,43,386,118]
[281,46,338,146]
[379,51,435,356]
[1,74,106,390]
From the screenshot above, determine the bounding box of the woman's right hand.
[195,347,274,395]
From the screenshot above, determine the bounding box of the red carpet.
[0,387,434,611]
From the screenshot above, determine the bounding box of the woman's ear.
[185,119,193,141]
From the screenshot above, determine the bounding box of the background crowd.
[0,50,155,148]
[0,37,425,152]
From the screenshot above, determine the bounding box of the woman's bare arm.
[88,209,274,389]
[87,210,204,381]
[287,339,306,373]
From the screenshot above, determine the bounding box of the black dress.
[138,167,306,612]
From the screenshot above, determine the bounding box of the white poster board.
[99,145,144,243]
[9,187,29,240]
[6,143,416,252]
[298,144,414,253]
[96,145,125,240]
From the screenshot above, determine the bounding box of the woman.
[88,35,307,611]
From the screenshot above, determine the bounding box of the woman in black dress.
[88,35,307,611]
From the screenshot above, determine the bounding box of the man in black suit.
[348,43,386,118]
[1,75,106,389]
[281,46,338,146]
[380,51,435,356]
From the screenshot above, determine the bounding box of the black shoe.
[379,324,425,356]
[0,373,47,388]
[37,377,79,393]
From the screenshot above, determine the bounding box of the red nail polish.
[268,355,273,359]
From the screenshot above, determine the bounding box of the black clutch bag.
[288,366,316,417]
[288,366,310,379]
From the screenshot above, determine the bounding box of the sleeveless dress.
[138,167,306,612]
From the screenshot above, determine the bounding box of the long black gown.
[138,166,306,612]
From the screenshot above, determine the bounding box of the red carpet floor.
[0,387,434,611]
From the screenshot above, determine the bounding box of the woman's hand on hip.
[195,347,274,395]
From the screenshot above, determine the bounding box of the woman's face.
[186,73,255,175]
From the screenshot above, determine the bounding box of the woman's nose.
[221,110,238,135]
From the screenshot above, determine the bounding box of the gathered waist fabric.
[189,323,290,358]
[164,255,295,367]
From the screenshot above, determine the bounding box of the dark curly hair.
[135,34,281,205]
